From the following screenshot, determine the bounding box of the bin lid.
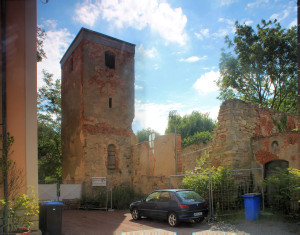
[42,201,64,205]
[242,193,261,198]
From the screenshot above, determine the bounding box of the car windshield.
[176,191,204,202]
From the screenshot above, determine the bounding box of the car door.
[156,191,172,219]
[139,191,160,218]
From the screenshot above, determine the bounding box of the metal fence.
[38,180,83,202]
[169,168,264,218]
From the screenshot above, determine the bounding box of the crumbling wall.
[132,134,181,194]
[209,99,298,169]
[252,132,299,169]
[181,143,211,173]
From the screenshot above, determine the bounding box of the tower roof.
[60,28,135,66]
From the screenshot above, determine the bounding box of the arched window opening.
[107,144,116,169]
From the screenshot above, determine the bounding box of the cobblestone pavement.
[62,210,300,235]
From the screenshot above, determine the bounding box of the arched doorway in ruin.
[264,159,289,207]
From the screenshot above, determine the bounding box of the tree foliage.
[38,70,62,181]
[217,20,297,113]
[165,111,216,147]
[37,26,46,62]
[182,153,235,207]
[264,167,300,213]
[136,128,160,143]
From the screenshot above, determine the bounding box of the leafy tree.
[37,70,62,181]
[182,131,212,148]
[37,26,46,62]
[217,20,297,113]
[165,111,216,147]
[136,128,160,143]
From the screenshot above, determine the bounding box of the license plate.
[194,212,202,216]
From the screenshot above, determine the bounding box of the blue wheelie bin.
[242,193,261,220]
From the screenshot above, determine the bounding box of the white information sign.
[92,177,107,187]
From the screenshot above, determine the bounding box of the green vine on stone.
[272,115,288,132]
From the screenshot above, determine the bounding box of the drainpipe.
[1,0,8,233]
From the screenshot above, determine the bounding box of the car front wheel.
[131,208,141,220]
[168,212,179,227]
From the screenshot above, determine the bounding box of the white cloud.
[179,56,207,63]
[137,45,158,59]
[289,19,297,28]
[270,5,294,22]
[134,100,185,134]
[244,20,254,25]
[219,0,237,6]
[247,0,269,8]
[37,22,74,88]
[218,17,235,25]
[200,106,220,120]
[212,18,235,38]
[74,0,188,45]
[186,106,220,121]
[193,70,220,95]
[148,2,187,45]
[135,85,143,90]
[195,28,210,40]
[74,0,101,26]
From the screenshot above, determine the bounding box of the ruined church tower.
[60,28,135,187]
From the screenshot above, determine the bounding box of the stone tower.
[60,28,135,187]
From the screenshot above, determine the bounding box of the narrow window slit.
[109,98,112,108]
[105,52,115,69]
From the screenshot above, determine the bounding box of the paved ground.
[62,210,300,235]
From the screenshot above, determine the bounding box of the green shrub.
[80,184,145,210]
[110,184,145,210]
[181,152,262,214]
[264,167,300,213]
[182,131,213,147]
[81,188,107,209]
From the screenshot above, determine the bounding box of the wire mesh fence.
[169,168,264,218]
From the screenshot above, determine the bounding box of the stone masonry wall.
[132,134,181,194]
[181,142,211,173]
[81,39,134,186]
[62,29,136,189]
[209,99,298,169]
[252,132,299,169]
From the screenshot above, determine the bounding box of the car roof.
[153,189,192,193]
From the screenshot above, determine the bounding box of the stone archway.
[265,159,289,178]
[264,159,289,207]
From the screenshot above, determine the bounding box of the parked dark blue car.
[130,189,208,227]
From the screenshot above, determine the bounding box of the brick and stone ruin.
[61,28,299,194]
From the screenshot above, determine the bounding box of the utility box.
[39,202,64,235]
[242,193,261,220]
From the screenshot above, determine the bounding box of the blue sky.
[37,0,297,134]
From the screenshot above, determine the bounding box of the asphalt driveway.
[62,209,300,235]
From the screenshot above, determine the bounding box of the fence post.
[57,181,60,201]
[261,168,265,211]
[111,188,113,210]
[209,172,213,219]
